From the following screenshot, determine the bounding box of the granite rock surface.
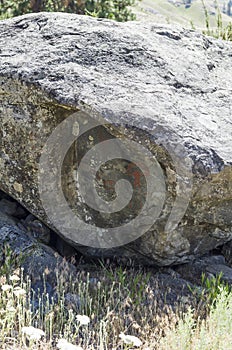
[0,13,232,265]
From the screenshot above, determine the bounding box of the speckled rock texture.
[0,12,232,266]
[0,192,76,289]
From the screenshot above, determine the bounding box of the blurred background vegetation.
[0,0,137,21]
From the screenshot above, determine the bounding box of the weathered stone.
[0,198,26,218]
[174,255,232,285]
[0,190,76,286]
[206,263,232,283]
[0,13,232,265]
[0,211,17,226]
[222,241,232,266]
[0,223,76,287]
[19,213,51,244]
[54,235,77,258]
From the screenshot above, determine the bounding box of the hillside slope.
[135,0,232,29]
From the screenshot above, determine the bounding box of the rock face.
[0,191,76,290]
[0,12,232,266]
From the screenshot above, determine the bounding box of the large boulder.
[0,13,231,266]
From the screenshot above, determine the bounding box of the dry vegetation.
[0,246,232,349]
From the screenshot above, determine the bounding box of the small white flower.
[22,326,45,341]
[9,274,20,282]
[1,284,13,292]
[76,314,90,326]
[13,287,26,297]
[119,332,142,347]
[7,306,16,313]
[57,338,83,350]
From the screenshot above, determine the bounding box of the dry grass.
[0,249,231,349]
[160,288,232,350]
[0,249,180,349]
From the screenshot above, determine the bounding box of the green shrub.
[0,0,137,21]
